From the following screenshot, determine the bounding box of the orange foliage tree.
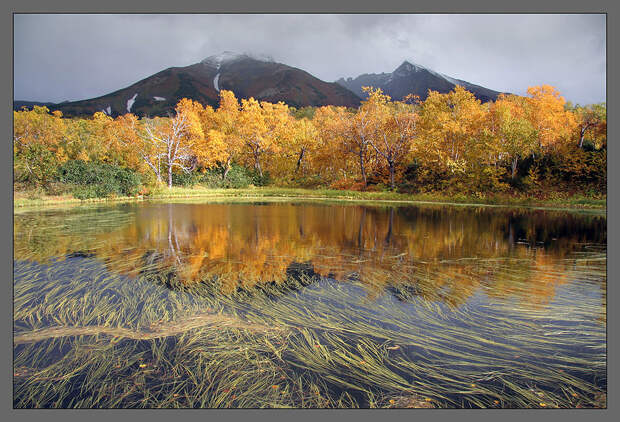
[525,85,577,152]
[205,90,243,180]
[237,98,290,178]
[310,105,355,185]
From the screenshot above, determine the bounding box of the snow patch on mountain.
[426,68,461,86]
[101,106,112,115]
[126,93,138,112]
[439,73,459,85]
[213,73,220,92]
[153,96,166,101]
[201,51,274,69]
[401,60,461,86]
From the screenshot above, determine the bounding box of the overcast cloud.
[14,14,606,105]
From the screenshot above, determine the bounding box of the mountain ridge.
[20,52,361,117]
[14,54,507,116]
[336,60,504,103]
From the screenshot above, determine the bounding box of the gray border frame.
[3,2,615,422]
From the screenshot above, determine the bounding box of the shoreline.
[13,187,606,213]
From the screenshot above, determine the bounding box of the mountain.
[34,52,361,117]
[336,61,503,103]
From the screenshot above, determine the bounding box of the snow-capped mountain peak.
[394,61,423,75]
[395,60,460,86]
[201,51,245,69]
[201,51,275,70]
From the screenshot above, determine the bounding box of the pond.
[13,200,607,408]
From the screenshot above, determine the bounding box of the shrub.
[198,172,225,189]
[171,171,200,187]
[224,164,253,188]
[72,185,101,200]
[248,169,271,187]
[58,160,142,199]
[198,164,254,189]
[287,175,326,189]
[113,167,142,196]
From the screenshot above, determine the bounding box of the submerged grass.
[13,248,606,408]
[13,200,606,408]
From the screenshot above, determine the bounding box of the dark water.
[13,201,606,408]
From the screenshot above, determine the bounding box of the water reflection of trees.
[14,203,606,307]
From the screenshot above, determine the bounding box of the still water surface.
[13,201,606,408]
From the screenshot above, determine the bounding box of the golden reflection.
[14,203,606,306]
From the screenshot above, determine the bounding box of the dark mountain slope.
[337,61,504,103]
[41,52,361,117]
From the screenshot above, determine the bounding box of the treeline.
[13,85,606,199]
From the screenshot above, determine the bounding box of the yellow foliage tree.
[525,85,577,152]
[206,90,243,180]
[340,87,392,187]
[369,98,418,189]
[106,113,147,173]
[237,98,290,178]
[489,94,538,180]
[13,106,66,186]
[310,105,355,184]
[414,86,488,189]
[13,106,65,154]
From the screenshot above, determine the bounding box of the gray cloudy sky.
[14,14,606,105]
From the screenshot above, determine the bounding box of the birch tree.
[130,99,205,188]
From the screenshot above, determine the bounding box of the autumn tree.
[13,106,66,187]
[206,90,243,180]
[369,99,418,189]
[105,113,156,179]
[569,103,606,149]
[551,102,606,190]
[525,85,577,152]
[271,116,320,183]
[139,98,205,188]
[414,86,487,190]
[237,98,289,178]
[489,94,538,180]
[338,87,394,187]
[62,112,114,164]
[293,118,317,176]
[311,105,354,184]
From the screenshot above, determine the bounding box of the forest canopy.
[13,85,606,199]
